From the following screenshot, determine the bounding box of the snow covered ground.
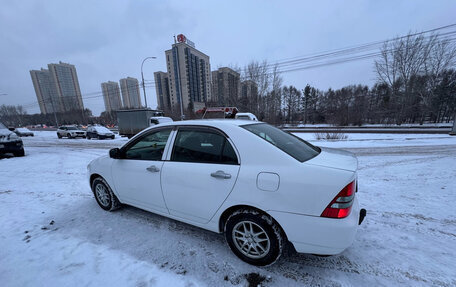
[1,131,455,286]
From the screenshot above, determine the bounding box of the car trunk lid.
[304,147,358,172]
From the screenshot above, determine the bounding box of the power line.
[237,23,456,73]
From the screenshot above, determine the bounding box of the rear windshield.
[242,123,320,162]
[94,126,110,133]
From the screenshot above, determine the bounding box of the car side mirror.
[109,148,122,159]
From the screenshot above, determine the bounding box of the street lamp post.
[141,56,157,109]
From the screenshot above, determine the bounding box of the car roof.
[157,119,262,128]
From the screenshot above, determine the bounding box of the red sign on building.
[177,34,186,43]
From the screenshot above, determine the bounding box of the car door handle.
[211,170,231,179]
[146,165,160,173]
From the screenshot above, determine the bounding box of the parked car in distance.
[235,112,258,121]
[150,116,173,126]
[14,127,34,137]
[0,122,24,157]
[87,120,366,266]
[86,126,115,140]
[57,126,86,139]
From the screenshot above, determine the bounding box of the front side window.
[125,129,172,160]
[171,129,238,165]
[243,123,320,162]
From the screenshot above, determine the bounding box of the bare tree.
[375,32,456,123]
[282,86,301,124]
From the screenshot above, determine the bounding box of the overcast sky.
[1,0,455,116]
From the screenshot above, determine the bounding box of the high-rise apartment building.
[120,77,141,109]
[30,69,59,114]
[154,71,171,111]
[30,61,84,114]
[101,81,122,112]
[241,80,258,99]
[48,62,84,112]
[211,67,240,106]
[164,34,212,112]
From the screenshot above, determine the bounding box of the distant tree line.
[232,32,456,126]
[0,105,93,127]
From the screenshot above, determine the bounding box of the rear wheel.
[91,177,121,211]
[225,209,285,266]
[57,133,62,139]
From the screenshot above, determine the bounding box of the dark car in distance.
[1,122,25,157]
[86,126,115,140]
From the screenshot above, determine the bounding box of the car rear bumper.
[70,133,86,138]
[269,198,362,255]
[0,141,23,153]
[96,134,114,139]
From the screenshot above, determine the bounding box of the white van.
[150,116,173,126]
[235,112,258,121]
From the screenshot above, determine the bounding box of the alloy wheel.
[232,220,270,259]
[95,183,110,207]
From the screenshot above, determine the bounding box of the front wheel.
[91,177,121,211]
[13,149,25,157]
[225,210,285,266]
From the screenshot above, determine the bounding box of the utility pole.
[450,113,456,136]
[173,46,185,120]
[48,97,59,127]
[141,56,157,109]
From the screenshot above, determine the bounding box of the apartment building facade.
[164,34,212,112]
[120,77,142,109]
[101,81,123,112]
[211,67,240,106]
[154,71,171,111]
[30,61,84,114]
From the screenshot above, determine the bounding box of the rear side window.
[171,129,238,165]
[125,129,172,160]
[242,123,320,162]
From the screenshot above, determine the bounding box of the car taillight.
[321,181,355,219]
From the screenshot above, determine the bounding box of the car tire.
[97,135,101,140]
[91,177,121,211]
[13,149,25,157]
[57,134,62,139]
[67,133,72,139]
[224,209,285,266]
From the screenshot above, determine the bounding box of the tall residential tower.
[211,67,240,106]
[120,77,141,109]
[164,34,212,113]
[154,71,171,111]
[101,81,122,112]
[30,61,83,114]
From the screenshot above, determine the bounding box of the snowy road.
[1,132,455,286]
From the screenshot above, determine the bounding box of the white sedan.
[87,120,366,266]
